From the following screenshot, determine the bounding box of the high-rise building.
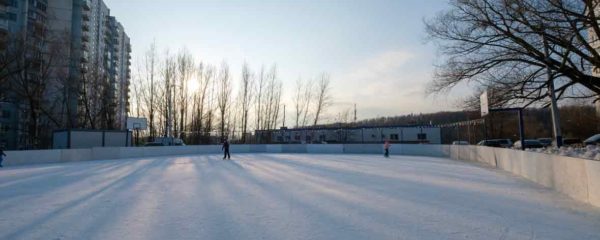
[46,0,130,129]
[0,0,50,149]
[0,0,131,149]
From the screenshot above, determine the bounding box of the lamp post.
[543,36,563,148]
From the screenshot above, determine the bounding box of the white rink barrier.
[3,144,598,208]
[2,143,435,166]
[449,145,600,208]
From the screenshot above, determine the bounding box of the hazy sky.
[105,0,469,122]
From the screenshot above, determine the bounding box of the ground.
[0,154,599,240]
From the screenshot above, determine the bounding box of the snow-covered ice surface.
[1,154,599,240]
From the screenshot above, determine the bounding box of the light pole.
[543,36,563,148]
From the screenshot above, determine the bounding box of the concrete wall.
[2,143,441,166]
[53,131,132,149]
[3,143,598,208]
[449,145,600,208]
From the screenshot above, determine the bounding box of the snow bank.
[524,145,600,160]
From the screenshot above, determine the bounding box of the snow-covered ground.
[1,154,599,240]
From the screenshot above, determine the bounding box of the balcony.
[82,12,90,21]
[82,0,91,11]
[0,19,8,32]
[81,51,89,63]
[82,22,89,32]
[81,64,88,74]
[81,33,89,42]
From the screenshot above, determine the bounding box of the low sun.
[187,78,200,94]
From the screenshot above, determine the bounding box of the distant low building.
[256,125,441,144]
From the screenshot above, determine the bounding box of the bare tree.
[239,62,254,143]
[293,77,314,127]
[162,51,177,137]
[425,0,600,108]
[257,65,283,130]
[80,66,107,129]
[217,61,232,140]
[313,73,331,126]
[255,65,266,131]
[0,33,29,91]
[293,77,304,128]
[140,42,158,139]
[5,28,69,148]
[176,49,194,139]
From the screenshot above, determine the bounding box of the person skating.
[222,139,231,160]
[384,140,390,158]
[0,146,6,168]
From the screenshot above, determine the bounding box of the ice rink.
[1,153,599,240]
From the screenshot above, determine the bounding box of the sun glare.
[187,78,200,94]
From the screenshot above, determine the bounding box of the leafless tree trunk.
[255,66,266,131]
[239,62,254,143]
[5,28,68,148]
[140,42,158,140]
[177,49,194,139]
[294,77,314,127]
[217,61,232,140]
[162,51,176,137]
[313,73,331,126]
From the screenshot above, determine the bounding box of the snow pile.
[524,145,600,160]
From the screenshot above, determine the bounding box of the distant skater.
[0,146,6,167]
[384,140,390,158]
[222,139,231,160]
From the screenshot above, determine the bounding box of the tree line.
[130,43,333,144]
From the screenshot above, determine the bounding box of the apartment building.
[0,0,131,149]
[0,0,50,149]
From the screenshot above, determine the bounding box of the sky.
[104,0,470,122]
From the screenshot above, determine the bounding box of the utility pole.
[282,104,286,128]
[354,103,357,123]
[543,36,563,148]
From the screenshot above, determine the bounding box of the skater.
[384,140,390,158]
[222,139,231,160]
[0,146,6,168]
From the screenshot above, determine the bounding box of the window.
[390,134,399,140]
[8,13,17,21]
[417,133,427,140]
[7,0,18,7]
[36,2,47,12]
[2,110,10,119]
[0,123,9,133]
